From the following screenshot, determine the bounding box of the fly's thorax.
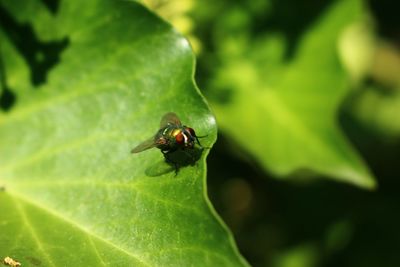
[159,126,177,142]
[160,125,195,149]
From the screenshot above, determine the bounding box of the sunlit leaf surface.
[0,0,247,266]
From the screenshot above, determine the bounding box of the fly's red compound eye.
[186,127,196,136]
[175,132,184,144]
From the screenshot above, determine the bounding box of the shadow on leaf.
[145,148,204,177]
[0,5,69,87]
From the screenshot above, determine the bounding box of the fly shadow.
[145,147,204,177]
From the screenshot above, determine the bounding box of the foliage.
[192,0,376,189]
[2,0,400,266]
[0,0,247,266]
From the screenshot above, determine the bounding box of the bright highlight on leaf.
[0,0,247,266]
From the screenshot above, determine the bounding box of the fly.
[131,112,205,173]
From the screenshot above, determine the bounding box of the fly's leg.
[195,136,210,150]
[195,136,202,147]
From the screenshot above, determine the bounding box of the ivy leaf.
[0,0,247,266]
[207,0,376,189]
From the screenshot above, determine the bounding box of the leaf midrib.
[7,179,206,216]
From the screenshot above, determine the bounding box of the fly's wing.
[131,137,157,153]
[160,112,182,128]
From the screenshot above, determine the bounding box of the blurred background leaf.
[206,0,376,188]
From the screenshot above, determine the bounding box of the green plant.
[0,0,247,266]
[2,0,400,266]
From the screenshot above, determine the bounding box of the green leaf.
[0,1,247,266]
[207,0,376,189]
